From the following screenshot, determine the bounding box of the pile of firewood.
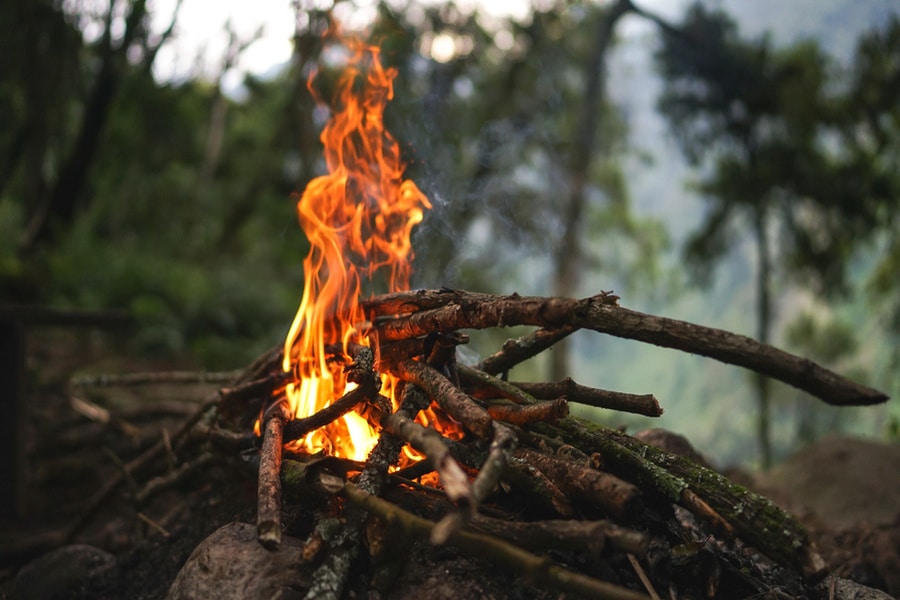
[200,289,887,599]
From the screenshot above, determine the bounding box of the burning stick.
[370,290,888,406]
[282,348,380,443]
[391,359,493,437]
[257,402,288,550]
[304,384,433,600]
[431,422,517,544]
[381,407,471,504]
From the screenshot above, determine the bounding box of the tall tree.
[549,0,635,380]
[14,0,181,253]
[841,16,900,398]
[654,4,887,467]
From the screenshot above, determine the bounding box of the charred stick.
[280,388,368,443]
[358,383,432,494]
[371,290,886,406]
[390,458,437,483]
[283,348,378,443]
[486,397,569,426]
[432,422,518,544]
[467,513,649,557]
[513,378,662,417]
[504,456,574,517]
[471,423,516,503]
[341,482,651,600]
[382,409,471,504]
[257,405,288,550]
[477,326,577,376]
[390,359,493,438]
[515,447,642,519]
[362,288,494,316]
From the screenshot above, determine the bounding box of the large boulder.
[167,522,311,600]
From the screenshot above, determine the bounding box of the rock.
[10,544,117,600]
[753,435,900,597]
[166,522,311,600]
[826,578,896,600]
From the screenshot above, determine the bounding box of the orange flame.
[282,30,431,461]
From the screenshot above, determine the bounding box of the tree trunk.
[550,0,634,380]
[19,0,150,254]
[753,205,773,469]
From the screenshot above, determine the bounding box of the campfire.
[204,28,891,599]
[21,27,890,600]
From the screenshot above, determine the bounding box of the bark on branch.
[368,290,887,406]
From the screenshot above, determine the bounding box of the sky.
[148,0,686,88]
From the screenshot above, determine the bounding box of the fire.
[281,29,431,461]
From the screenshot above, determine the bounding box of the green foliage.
[1,0,662,369]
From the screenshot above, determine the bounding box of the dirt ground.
[1,328,898,599]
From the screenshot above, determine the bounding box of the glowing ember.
[282,29,431,461]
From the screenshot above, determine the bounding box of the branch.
[257,405,287,549]
[513,379,662,417]
[370,290,888,406]
[389,359,493,437]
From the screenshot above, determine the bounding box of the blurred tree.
[840,16,900,397]
[654,3,894,467]
[13,0,182,253]
[784,311,866,446]
[2,0,670,370]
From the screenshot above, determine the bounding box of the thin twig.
[627,553,661,600]
[136,511,172,538]
[70,370,242,387]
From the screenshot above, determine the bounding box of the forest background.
[2,0,899,470]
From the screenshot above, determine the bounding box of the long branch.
[370,290,887,406]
